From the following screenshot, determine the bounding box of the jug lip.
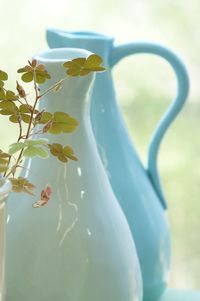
[33,47,93,63]
[47,28,114,41]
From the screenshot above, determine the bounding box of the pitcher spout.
[46,28,114,64]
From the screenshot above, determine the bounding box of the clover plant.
[0,54,105,207]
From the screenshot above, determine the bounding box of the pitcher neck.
[46,29,115,66]
[33,48,95,120]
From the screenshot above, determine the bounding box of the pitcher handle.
[110,42,190,209]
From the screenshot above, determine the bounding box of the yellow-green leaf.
[21,72,33,83]
[0,150,10,159]
[26,138,48,146]
[21,114,30,123]
[9,177,35,195]
[17,66,32,73]
[48,143,62,156]
[6,90,19,101]
[23,146,49,158]
[48,143,78,163]
[0,70,8,81]
[37,112,52,124]
[9,115,19,123]
[63,61,75,68]
[19,104,30,113]
[72,58,86,66]
[0,88,6,100]
[79,69,91,76]
[0,158,8,164]
[84,54,103,68]
[9,142,26,154]
[63,54,106,77]
[0,164,7,172]
[63,146,78,161]
[35,74,46,84]
[0,100,17,111]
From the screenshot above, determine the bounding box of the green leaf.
[66,68,82,76]
[0,100,17,111]
[51,111,78,134]
[86,66,106,72]
[18,63,50,85]
[19,104,31,113]
[0,88,6,100]
[17,66,32,73]
[9,142,26,154]
[0,150,9,171]
[23,146,49,158]
[63,61,75,68]
[21,72,33,83]
[26,138,49,146]
[53,112,69,121]
[21,113,30,123]
[9,115,19,123]
[48,143,78,163]
[72,58,87,66]
[6,90,18,101]
[84,54,103,68]
[0,158,8,164]
[63,54,106,77]
[0,164,7,172]
[19,104,38,114]
[0,70,8,81]
[79,69,91,76]
[0,81,4,88]
[0,150,10,158]
[37,112,52,124]
[33,147,49,158]
[48,143,62,156]
[63,146,78,161]
[35,74,46,84]
[9,177,35,195]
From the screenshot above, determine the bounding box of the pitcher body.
[47,29,189,301]
[6,48,142,301]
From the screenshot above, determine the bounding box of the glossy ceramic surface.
[0,178,11,301]
[6,48,143,301]
[160,289,200,301]
[46,29,190,301]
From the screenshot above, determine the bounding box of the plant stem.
[4,73,69,179]
[3,117,23,177]
[38,76,68,99]
[5,72,40,178]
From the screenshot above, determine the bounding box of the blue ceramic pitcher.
[46,29,190,301]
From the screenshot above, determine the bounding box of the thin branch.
[38,76,68,99]
[6,71,40,178]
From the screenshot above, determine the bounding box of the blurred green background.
[0,0,199,289]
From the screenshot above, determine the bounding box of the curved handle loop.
[110,42,190,209]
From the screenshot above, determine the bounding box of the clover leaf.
[6,90,19,101]
[18,60,51,84]
[63,54,106,76]
[0,101,19,122]
[9,139,49,158]
[0,101,38,123]
[9,177,35,195]
[36,111,79,134]
[0,70,8,81]
[0,150,10,172]
[0,70,8,100]
[48,143,78,163]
